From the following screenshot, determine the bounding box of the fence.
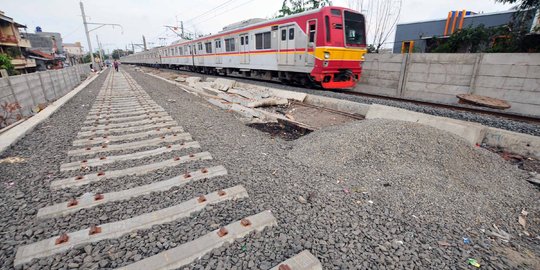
[0,64,91,118]
[355,53,540,118]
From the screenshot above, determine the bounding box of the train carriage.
[122,6,367,89]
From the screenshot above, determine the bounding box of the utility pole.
[80,1,123,70]
[142,35,147,51]
[96,34,104,67]
[131,43,135,54]
[181,21,184,38]
[80,1,94,68]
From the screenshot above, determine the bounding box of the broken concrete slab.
[247,98,289,108]
[228,88,266,100]
[185,77,202,86]
[201,86,222,97]
[217,92,252,106]
[174,77,186,82]
[365,104,487,145]
[207,98,233,110]
[212,78,236,91]
[229,104,264,119]
[483,127,540,159]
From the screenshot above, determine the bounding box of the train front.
[311,7,367,89]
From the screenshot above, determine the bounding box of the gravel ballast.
[1,67,539,270]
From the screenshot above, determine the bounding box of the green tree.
[277,0,332,17]
[495,0,539,10]
[0,54,15,75]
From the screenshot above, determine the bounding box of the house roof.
[28,49,54,60]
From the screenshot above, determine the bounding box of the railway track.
[12,69,322,269]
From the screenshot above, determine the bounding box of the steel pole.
[80,1,95,70]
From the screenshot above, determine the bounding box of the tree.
[495,0,539,10]
[0,54,15,75]
[348,0,402,53]
[277,0,332,17]
[111,49,133,60]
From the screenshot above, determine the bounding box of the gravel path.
[1,66,539,270]
[149,67,540,136]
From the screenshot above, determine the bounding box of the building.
[23,30,66,70]
[0,10,36,74]
[63,42,84,65]
[393,9,538,53]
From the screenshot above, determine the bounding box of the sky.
[2,0,513,53]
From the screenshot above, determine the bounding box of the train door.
[279,25,295,65]
[305,20,317,66]
[215,39,222,64]
[239,34,250,64]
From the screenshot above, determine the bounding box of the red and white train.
[121,6,367,89]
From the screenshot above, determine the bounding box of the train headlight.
[324,51,330,59]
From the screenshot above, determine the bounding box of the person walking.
[113,60,119,72]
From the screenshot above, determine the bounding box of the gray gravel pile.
[289,119,538,226]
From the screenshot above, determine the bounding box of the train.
[121,6,367,89]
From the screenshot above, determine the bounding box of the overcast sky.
[2,0,513,53]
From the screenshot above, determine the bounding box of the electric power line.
[185,0,239,24]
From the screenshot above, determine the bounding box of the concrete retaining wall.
[355,53,540,117]
[0,65,90,119]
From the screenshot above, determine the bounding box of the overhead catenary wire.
[189,0,261,28]
[184,0,239,24]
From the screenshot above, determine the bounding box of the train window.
[325,16,331,42]
[309,24,316,43]
[245,36,249,45]
[281,29,286,41]
[225,38,236,52]
[205,42,212,53]
[240,36,244,45]
[215,39,221,48]
[331,9,341,16]
[289,28,294,40]
[344,11,366,46]
[255,32,271,50]
[198,43,203,51]
[179,47,183,55]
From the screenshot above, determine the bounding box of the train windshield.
[344,11,366,47]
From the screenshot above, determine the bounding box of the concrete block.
[185,76,202,86]
[77,121,178,138]
[477,64,511,77]
[212,78,237,91]
[483,127,540,159]
[267,88,307,102]
[207,97,233,110]
[365,104,487,145]
[303,94,370,116]
[68,131,189,156]
[270,250,322,270]
[118,210,277,270]
[174,77,186,82]
[405,81,469,96]
[61,141,200,171]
